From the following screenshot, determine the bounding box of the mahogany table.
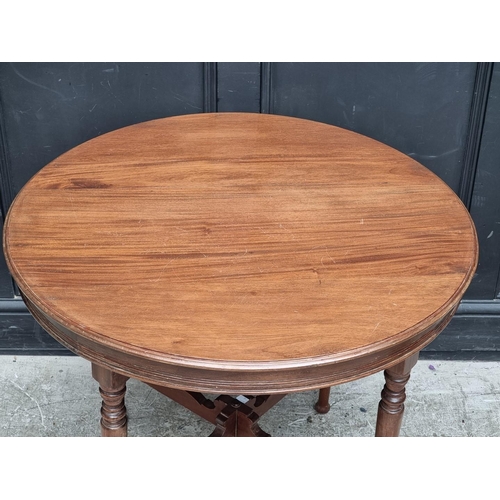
[3,113,478,437]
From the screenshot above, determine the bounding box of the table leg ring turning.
[375,352,419,437]
[99,386,128,437]
[92,363,129,437]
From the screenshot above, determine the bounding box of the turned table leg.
[375,352,419,437]
[314,387,331,414]
[92,363,129,437]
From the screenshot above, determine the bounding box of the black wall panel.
[217,62,261,112]
[466,64,500,300]
[0,212,14,297]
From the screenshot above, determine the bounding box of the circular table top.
[3,113,478,391]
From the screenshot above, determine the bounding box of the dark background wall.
[0,62,499,358]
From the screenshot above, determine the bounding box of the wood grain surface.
[3,113,478,391]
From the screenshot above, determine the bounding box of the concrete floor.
[1,355,500,437]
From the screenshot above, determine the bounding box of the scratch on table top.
[150,260,173,283]
[278,223,296,240]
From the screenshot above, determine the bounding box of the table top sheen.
[4,113,478,371]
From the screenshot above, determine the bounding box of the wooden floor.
[1,355,500,437]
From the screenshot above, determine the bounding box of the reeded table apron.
[3,113,478,436]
